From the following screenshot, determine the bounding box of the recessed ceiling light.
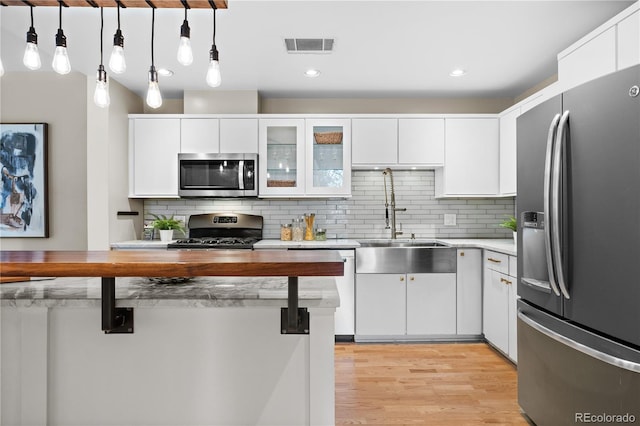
[157,68,174,77]
[304,69,321,78]
[449,68,467,77]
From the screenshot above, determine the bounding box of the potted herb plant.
[150,214,186,242]
[499,215,518,242]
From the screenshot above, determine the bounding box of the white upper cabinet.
[558,26,617,91]
[305,119,351,196]
[258,118,306,197]
[617,10,640,70]
[435,118,499,197]
[557,3,639,91]
[180,118,220,153]
[499,108,519,196]
[352,119,398,166]
[129,118,180,198]
[398,118,445,166]
[220,118,258,153]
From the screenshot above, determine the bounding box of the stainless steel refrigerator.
[517,65,640,425]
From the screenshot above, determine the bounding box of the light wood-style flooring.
[335,343,530,425]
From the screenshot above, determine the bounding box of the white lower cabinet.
[406,273,456,335]
[334,250,355,335]
[482,250,518,362]
[355,272,456,339]
[456,248,482,336]
[483,269,511,353]
[356,274,406,336]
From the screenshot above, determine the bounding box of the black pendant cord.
[151,7,155,67]
[58,1,62,31]
[30,5,34,28]
[116,2,121,30]
[212,6,216,45]
[99,7,104,66]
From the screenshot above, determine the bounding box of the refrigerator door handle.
[552,110,571,299]
[543,113,562,297]
[518,310,640,373]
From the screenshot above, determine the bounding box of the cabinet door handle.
[460,251,465,257]
[409,276,415,281]
[400,276,405,282]
[488,258,502,263]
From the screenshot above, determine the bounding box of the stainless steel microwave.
[178,153,258,197]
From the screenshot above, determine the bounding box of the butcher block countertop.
[0,250,345,278]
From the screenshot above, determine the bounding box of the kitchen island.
[0,250,343,426]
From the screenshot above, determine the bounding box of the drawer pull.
[500,277,513,285]
[488,258,502,263]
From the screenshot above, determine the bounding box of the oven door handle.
[238,160,245,190]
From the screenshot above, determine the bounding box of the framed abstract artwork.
[0,123,49,237]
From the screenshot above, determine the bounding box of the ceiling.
[0,0,635,100]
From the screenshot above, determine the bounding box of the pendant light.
[94,7,110,108]
[52,0,71,75]
[23,6,41,70]
[177,5,193,66]
[146,7,162,109]
[109,1,126,74]
[206,4,221,88]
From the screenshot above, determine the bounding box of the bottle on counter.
[280,223,292,241]
[304,213,315,241]
[292,218,304,241]
[315,228,327,241]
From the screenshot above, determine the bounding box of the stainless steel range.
[167,213,263,250]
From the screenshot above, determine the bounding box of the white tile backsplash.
[144,170,515,240]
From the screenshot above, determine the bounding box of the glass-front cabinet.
[259,118,351,197]
[305,119,351,196]
[258,119,306,196]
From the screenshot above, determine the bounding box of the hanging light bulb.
[109,1,126,74]
[94,7,110,108]
[146,66,162,109]
[95,66,110,108]
[177,7,193,66]
[23,6,41,70]
[206,6,221,87]
[146,8,162,109]
[52,1,71,75]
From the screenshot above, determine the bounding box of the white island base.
[1,277,337,426]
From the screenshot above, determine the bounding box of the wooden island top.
[0,250,345,278]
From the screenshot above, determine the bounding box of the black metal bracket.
[101,277,134,334]
[280,276,309,334]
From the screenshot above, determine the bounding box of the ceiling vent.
[284,38,334,54]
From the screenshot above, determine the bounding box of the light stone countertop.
[253,239,361,249]
[0,276,339,309]
[110,238,516,255]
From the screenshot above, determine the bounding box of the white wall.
[0,72,88,250]
[87,77,144,249]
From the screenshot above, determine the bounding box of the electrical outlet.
[444,213,457,226]
[174,215,186,224]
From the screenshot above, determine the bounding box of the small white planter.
[159,229,174,242]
